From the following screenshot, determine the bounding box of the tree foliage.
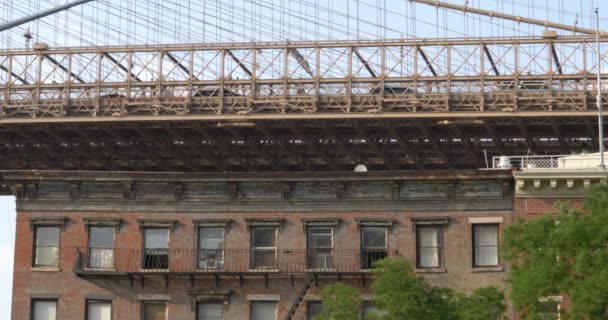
[313,282,362,320]
[502,183,608,319]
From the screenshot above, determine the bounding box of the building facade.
[4,169,520,320]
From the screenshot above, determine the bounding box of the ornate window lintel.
[355,218,394,231]
[193,219,232,231]
[188,290,232,311]
[28,217,68,231]
[245,218,285,230]
[137,219,178,232]
[409,216,450,231]
[300,218,341,231]
[82,217,123,232]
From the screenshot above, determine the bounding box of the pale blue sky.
[0,196,15,319]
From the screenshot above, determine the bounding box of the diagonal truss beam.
[163,126,226,171]
[287,48,314,77]
[518,120,537,154]
[484,123,506,155]
[288,125,340,171]
[43,54,84,83]
[192,125,257,172]
[551,120,569,154]
[417,47,437,77]
[102,53,142,82]
[416,121,452,168]
[585,118,598,152]
[225,50,253,77]
[448,124,481,168]
[321,122,359,164]
[165,52,197,80]
[383,120,423,170]
[352,48,378,77]
[255,123,308,170]
[483,45,500,76]
[0,65,29,84]
[550,43,563,75]
[353,121,396,170]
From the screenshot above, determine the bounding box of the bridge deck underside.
[0,117,600,172]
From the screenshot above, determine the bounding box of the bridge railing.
[492,154,606,170]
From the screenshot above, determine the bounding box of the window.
[250,301,276,320]
[537,298,562,320]
[86,300,111,320]
[197,302,223,320]
[307,227,333,269]
[142,302,166,320]
[143,228,169,269]
[88,227,114,269]
[361,227,387,269]
[31,299,57,320]
[473,224,499,267]
[251,228,277,269]
[416,226,443,268]
[306,301,322,320]
[34,227,60,267]
[198,228,224,269]
[362,302,384,319]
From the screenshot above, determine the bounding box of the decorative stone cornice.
[409,216,451,231]
[245,218,286,230]
[192,219,232,229]
[82,217,123,232]
[1,170,514,213]
[188,290,232,310]
[513,170,608,198]
[355,218,395,231]
[300,218,341,230]
[137,219,178,231]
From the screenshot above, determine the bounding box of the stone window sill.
[30,267,61,272]
[415,268,447,274]
[471,266,504,273]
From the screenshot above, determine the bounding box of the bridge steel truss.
[0,36,606,172]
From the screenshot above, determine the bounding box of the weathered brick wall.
[12,209,514,320]
[513,198,583,220]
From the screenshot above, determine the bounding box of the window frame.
[306,226,335,270]
[87,226,115,269]
[306,301,322,320]
[472,223,500,268]
[250,227,278,269]
[85,299,112,320]
[415,225,444,269]
[140,301,167,320]
[142,227,170,270]
[198,227,225,270]
[32,225,61,268]
[196,301,224,320]
[249,300,277,320]
[30,298,58,320]
[360,226,388,269]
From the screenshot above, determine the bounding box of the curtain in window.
[87,301,112,320]
[198,303,223,320]
[474,225,498,266]
[418,227,440,267]
[33,301,57,320]
[250,301,276,320]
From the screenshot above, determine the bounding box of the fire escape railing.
[73,248,397,275]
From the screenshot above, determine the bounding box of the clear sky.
[0,196,15,319]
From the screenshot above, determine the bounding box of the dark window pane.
[362,228,386,248]
[144,229,169,249]
[252,249,276,268]
[143,303,166,320]
[473,225,499,267]
[36,227,59,246]
[252,228,276,248]
[307,302,322,320]
[90,227,114,248]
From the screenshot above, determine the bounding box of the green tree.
[456,286,507,320]
[503,184,608,319]
[314,282,362,320]
[370,258,458,320]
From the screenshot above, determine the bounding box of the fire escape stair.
[284,275,315,320]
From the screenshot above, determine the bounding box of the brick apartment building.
[2,169,523,320]
[2,155,605,320]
